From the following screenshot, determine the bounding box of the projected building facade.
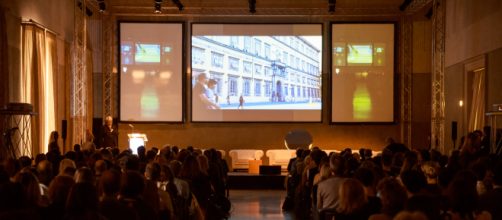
[192,36,321,107]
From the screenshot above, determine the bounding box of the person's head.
[66,182,99,214]
[48,175,75,207]
[446,170,478,217]
[337,178,367,214]
[421,161,440,183]
[137,146,146,157]
[207,79,217,89]
[168,160,183,177]
[120,170,145,199]
[37,159,53,186]
[144,162,161,181]
[94,160,107,176]
[354,167,376,188]
[13,168,41,207]
[74,167,94,184]
[319,161,332,181]
[197,154,209,174]
[59,159,76,176]
[50,131,59,143]
[105,116,113,126]
[393,211,428,220]
[377,177,408,217]
[197,72,208,84]
[400,170,427,195]
[179,155,203,180]
[99,169,121,197]
[330,154,346,177]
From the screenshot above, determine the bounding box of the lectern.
[128,133,148,154]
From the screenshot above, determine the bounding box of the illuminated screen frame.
[330,23,397,124]
[118,22,185,123]
[190,23,324,123]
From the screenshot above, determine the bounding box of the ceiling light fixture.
[154,0,162,14]
[97,0,106,13]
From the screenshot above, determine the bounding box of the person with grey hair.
[101,116,118,149]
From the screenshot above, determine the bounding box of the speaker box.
[61,120,67,140]
[259,165,281,175]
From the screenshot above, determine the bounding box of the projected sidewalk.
[219,101,321,110]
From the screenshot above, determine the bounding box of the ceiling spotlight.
[249,0,256,14]
[98,1,106,13]
[172,0,184,11]
[328,0,336,13]
[154,0,162,13]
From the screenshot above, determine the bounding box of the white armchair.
[266,149,296,171]
[229,149,264,171]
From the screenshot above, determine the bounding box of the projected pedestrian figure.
[238,95,244,109]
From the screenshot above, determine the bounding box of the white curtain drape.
[468,69,485,132]
[22,24,57,154]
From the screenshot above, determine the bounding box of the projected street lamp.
[271,60,286,102]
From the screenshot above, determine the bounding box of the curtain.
[22,24,57,154]
[468,69,485,132]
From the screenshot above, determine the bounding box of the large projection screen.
[191,24,323,122]
[331,24,395,123]
[119,23,183,122]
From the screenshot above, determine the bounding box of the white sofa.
[229,149,264,171]
[266,149,296,171]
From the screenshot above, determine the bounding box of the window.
[265,81,272,96]
[254,64,262,75]
[283,51,288,64]
[290,55,294,67]
[284,85,288,96]
[255,80,261,96]
[295,57,300,69]
[192,47,205,65]
[243,78,251,96]
[265,43,271,58]
[230,36,239,48]
[229,57,239,71]
[228,76,238,96]
[264,66,271,76]
[291,86,295,97]
[243,61,252,74]
[254,39,261,56]
[244,37,252,52]
[297,86,301,97]
[211,52,223,68]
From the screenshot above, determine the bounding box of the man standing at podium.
[101,116,118,148]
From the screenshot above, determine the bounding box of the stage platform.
[228,171,287,189]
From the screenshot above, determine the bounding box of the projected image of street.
[192,34,322,111]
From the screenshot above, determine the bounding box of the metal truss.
[71,0,88,146]
[400,16,413,148]
[102,13,113,119]
[431,0,446,153]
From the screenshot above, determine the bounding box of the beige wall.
[445,0,502,67]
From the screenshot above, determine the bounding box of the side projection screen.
[191,24,323,122]
[120,23,183,122]
[331,24,395,123]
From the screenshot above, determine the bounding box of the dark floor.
[228,189,294,220]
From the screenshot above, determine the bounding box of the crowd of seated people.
[283,130,501,220]
[0,134,230,220]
